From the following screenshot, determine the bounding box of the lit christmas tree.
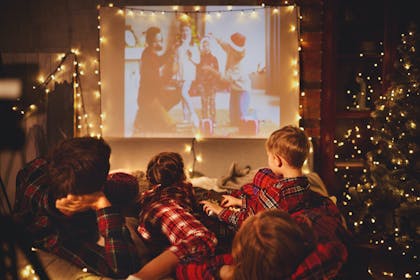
[334,42,382,193]
[342,24,419,278]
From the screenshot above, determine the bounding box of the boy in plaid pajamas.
[182,126,349,279]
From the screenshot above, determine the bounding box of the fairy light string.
[12,50,90,137]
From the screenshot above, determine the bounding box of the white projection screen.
[100,6,300,138]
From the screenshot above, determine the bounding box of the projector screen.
[100,6,300,138]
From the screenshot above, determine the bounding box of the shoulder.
[18,157,49,184]
[26,157,48,170]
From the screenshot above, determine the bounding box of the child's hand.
[200,200,223,216]
[220,195,242,208]
[219,265,234,280]
[55,192,111,216]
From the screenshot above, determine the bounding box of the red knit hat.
[103,172,139,205]
[230,32,246,52]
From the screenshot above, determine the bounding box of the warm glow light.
[181,13,189,21]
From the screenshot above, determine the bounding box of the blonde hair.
[265,125,309,169]
[231,209,314,280]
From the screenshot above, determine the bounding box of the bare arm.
[129,250,179,280]
[56,193,140,277]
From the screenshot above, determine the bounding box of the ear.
[274,154,283,168]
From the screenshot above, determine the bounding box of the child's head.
[265,125,309,170]
[200,37,211,54]
[103,172,140,216]
[180,22,192,43]
[146,152,186,187]
[103,172,139,205]
[230,209,314,280]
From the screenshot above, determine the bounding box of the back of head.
[146,152,186,187]
[265,125,310,169]
[47,137,111,199]
[103,172,139,205]
[231,209,314,280]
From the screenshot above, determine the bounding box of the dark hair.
[47,137,111,199]
[103,172,139,205]
[265,125,310,168]
[139,152,195,222]
[146,152,186,187]
[145,26,161,45]
[231,209,315,280]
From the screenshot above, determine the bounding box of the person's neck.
[281,168,303,179]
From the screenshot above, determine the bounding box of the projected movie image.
[101,6,299,138]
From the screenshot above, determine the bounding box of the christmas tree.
[342,24,419,277]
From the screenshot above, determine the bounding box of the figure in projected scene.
[133,26,175,135]
[174,22,200,128]
[196,36,220,127]
[212,32,251,126]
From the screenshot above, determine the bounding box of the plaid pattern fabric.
[177,170,349,279]
[137,200,217,263]
[230,167,281,198]
[219,175,308,228]
[176,253,232,280]
[13,158,140,278]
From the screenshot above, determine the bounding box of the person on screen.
[211,32,252,126]
[174,22,201,128]
[133,26,175,135]
[196,36,220,127]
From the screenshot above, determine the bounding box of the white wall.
[107,137,267,178]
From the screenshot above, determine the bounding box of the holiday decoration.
[341,24,419,278]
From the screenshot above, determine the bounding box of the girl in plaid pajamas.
[127,152,217,280]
